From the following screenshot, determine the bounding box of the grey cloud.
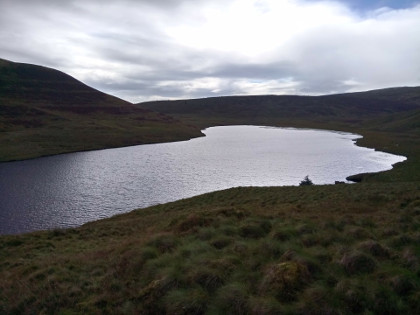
[84,59,300,101]
[209,62,298,80]
[1,0,420,102]
[92,79,220,102]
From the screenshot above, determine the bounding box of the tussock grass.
[1,182,419,313]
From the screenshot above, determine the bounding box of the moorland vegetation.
[0,59,419,314]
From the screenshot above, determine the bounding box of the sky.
[1,0,420,103]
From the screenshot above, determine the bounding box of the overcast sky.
[1,0,420,103]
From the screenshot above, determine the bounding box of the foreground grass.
[1,183,419,314]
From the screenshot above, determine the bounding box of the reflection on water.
[0,126,406,234]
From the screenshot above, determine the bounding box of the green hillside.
[0,59,202,161]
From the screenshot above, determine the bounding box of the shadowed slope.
[0,59,202,161]
[139,88,420,130]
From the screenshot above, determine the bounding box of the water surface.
[0,126,406,234]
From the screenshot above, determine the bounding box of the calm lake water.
[0,126,406,235]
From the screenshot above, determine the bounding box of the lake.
[0,125,406,234]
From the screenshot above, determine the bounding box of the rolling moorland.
[0,59,420,314]
[0,59,202,162]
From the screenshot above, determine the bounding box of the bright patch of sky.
[337,0,418,10]
[0,0,419,102]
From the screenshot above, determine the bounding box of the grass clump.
[357,239,391,258]
[212,282,250,314]
[146,233,178,253]
[163,287,209,314]
[239,218,272,239]
[339,251,377,275]
[186,264,227,292]
[259,260,311,301]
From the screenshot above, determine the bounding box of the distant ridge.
[0,59,202,161]
[138,86,420,131]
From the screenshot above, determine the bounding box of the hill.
[139,87,420,131]
[0,59,202,161]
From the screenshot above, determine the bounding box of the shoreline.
[0,125,409,236]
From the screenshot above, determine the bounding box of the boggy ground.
[1,182,419,314]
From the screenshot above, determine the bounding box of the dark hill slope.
[0,59,201,161]
[341,86,420,106]
[0,59,119,108]
[139,88,420,130]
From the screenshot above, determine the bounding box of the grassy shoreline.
[1,117,419,313]
[1,110,419,313]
